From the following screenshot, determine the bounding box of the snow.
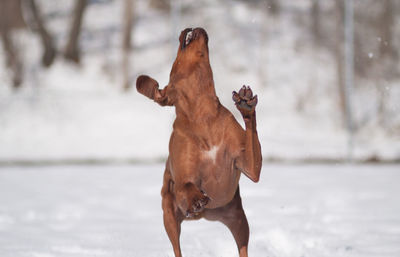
[0,164,399,257]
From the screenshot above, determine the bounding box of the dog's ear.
[136,75,159,100]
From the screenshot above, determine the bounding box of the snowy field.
[0,164,399,257]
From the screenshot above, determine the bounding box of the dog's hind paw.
[185,190,210,218]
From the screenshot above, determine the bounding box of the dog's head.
[171,28,211,79]
[178,27,209,55]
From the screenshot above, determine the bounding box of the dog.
[136,27,262,257]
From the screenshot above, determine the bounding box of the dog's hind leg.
[204,187,249,257]
[161,167,184,257]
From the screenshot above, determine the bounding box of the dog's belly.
[169,123,243,209]
[198,145,241,209]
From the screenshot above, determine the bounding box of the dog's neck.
[169,56,222,123]
[174,81,220,124]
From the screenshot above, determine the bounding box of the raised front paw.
[232,85,258,117]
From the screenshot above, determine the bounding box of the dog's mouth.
[183,29,194,48]
[185,30,193,46]
[180,28,208,50]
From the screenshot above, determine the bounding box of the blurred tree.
[122,0,135,90]
[266,0,279,15]
[0,0,25,88]
[310,0,321,45]
[0,0,26,28]
[378,0,396,60]
[25,0,56,67]
[0,0,56,88]
[312,0,400,130]
[375,0,397,126]
[149,0,170,11]
[334,0,347,126]
[64,0,88,63]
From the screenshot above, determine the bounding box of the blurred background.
[1,1,400,257]
[0,0,399,164]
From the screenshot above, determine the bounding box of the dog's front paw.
[232,85,258,118]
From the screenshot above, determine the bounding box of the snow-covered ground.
[0,164,399,257]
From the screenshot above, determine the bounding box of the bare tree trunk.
[266,0,280,15]
[64,0,87,63]
[149,0,169,11]
[0,28,23,88]
[311,0,321,45]
[379,0,395,59]
[26,0,56,67]
[0,0,26,29]
[334,0,346,126]
[376,0,395,127]
[122,0,134,90]
[0,0,25,88]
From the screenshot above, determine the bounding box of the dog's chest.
[200,144,237,181]
[203,145,219,164]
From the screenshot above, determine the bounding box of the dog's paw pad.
[232,85,258,113]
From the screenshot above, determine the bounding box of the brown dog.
[136,27,262,257]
